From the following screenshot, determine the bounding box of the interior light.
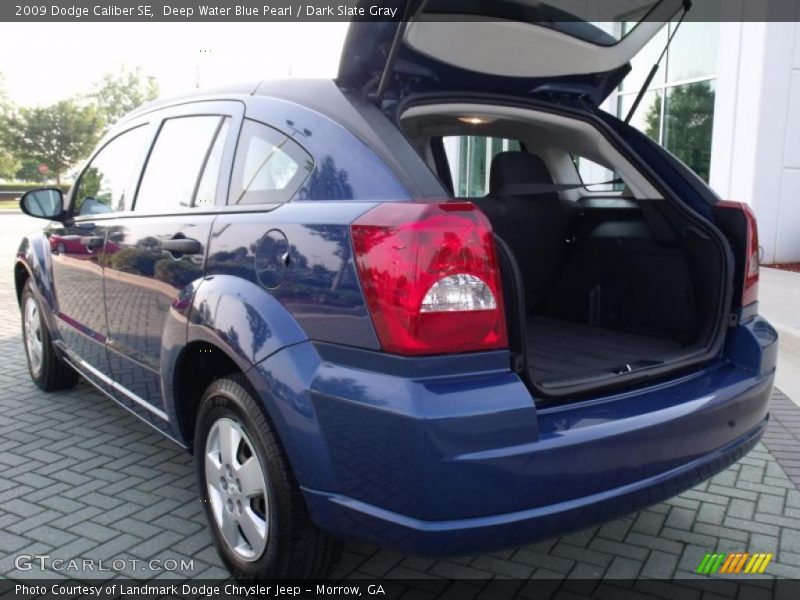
[458,116,496,125]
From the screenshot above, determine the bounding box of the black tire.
[195,377,342,579]
[20,279,78,391]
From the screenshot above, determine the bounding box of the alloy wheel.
[205,417,269,561]
[23,296,43,376]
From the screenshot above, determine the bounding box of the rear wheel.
[20,279,78,391]
[195,377,341,579]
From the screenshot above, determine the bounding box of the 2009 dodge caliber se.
[14,1,777,579]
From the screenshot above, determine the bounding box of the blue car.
[15,1,776,579]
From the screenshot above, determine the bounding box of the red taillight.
[351,202,508,355]
[718,200,759,306]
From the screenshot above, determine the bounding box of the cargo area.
[525,318,683,383]
[399,102,729,396]
[482,184,723,394]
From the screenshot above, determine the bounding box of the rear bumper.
[250,316,777,555]
[302,417,766,555]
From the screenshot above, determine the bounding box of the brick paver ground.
[2,214,800,586]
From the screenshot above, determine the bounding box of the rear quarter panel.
[203,203,381,351]
[184,95,416,477]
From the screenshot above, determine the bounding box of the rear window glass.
[229,119,313,205]
[441,136,522,197]
[572,156,623,192]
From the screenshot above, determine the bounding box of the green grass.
[0,199,20,210]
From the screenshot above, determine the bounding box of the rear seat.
[471,151,575,311]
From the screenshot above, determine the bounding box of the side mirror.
[20,188,64,220]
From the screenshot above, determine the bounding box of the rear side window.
[135,116,228,213]
[229,119,312,205]
[73,126,150,216]
[441,136,522,197]
[571,155,622,192]
[194,119,230,208]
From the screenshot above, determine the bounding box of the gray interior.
[399,104,725,393]
[526,317,683,383]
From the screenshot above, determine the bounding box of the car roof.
[122,79,341,122]
[113,78,446,200]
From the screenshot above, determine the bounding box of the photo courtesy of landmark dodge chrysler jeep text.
[14,0,777,579]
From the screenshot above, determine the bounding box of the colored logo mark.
[697,553,773,574]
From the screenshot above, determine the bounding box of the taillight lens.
[351,202,508,355]
[718,200,759,306]
[743,203,760,306]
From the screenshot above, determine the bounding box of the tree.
[643,82,715,181]
[88,66,159,127]
[14,158,49,184]
[0,72,19,180]
[4,99,103,184]
[644,94,662,143]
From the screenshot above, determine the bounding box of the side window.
[229,119,312,205]
[441,136,522,197]
[135,116,228,213]
[571,156,622,193]
[194,119,230,208]
[73,126,150,216]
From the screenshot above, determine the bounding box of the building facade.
[445,19,800,264]
[617,19,800,265]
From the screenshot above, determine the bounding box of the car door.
[102,101,242,422]
[48,124,152,385]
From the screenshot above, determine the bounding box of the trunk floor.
[526,317,683,383]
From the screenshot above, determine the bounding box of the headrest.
[489,151,554,195]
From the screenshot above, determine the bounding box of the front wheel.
[20,279,78,391]
[195,377,341,579]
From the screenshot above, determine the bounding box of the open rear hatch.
[338,0,688,106]
[339,0,736,400]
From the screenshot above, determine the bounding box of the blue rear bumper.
[303,418,765,555]
[250,316,777,555]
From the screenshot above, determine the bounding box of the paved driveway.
[2,212,800,589]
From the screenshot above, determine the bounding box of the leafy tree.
[643,81,715,181]
[88,66,159,126]
[78,166,102,200]
[108,247,156,276]
[644,95,662,143]
[0,72,19,179]
[154,258,201,289]
[13,158,49,184]
[3,100,103,184]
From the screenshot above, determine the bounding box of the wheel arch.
[14,260,32,305]
[170,275,310,451]
[171,339,248,451]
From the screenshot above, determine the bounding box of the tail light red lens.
[717,200,759,307]
[350,202,508,355]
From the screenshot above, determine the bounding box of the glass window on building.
[663,80,716,181]
[614,21,719,182]
[442,136,522,197]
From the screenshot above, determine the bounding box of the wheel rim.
[23,296,43,376]
[205,417,269,561]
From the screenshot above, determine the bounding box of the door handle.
[80,236,105,250]
[161,237,203,255]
